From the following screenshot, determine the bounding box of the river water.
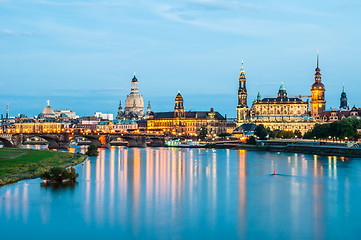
[1,146,361,239]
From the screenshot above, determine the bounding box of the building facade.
[147,92,227,136]
[97,120,138,133]
[250,83,309,121]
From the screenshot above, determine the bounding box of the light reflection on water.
[1,147,361,239]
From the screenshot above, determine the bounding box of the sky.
[0,0,361,118]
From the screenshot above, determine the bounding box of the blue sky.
[0,0,360,118]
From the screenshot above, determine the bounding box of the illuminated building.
[249,84,315,134]
[117,74,151,120]
[14,101,72,133]
[310,51,326,119]
[250,83,309,121]
[236,61,248,124]
[322,84,361,122]
[97,120,138,133]
[147,92,227,136]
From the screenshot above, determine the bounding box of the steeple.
[315,50,321,83]
[310,50,326,119]
[257,92,261,102]
[237,59,249,124]
[340,84,348,110]
[240,60,245,75]
[147,101,151,114]
[116,101,123,119]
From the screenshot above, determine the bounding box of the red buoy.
[273,170,277,175]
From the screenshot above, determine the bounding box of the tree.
[198,126,208,140]
[86,144,99,156]
[254,124,268,140]
[41,167,79,183]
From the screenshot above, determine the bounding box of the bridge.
[0,133,166,149]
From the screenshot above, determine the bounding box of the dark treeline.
[303,117,361,140]
[254,124,303,140]
[253,118,361,141]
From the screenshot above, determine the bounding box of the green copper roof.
[279,83,286,91]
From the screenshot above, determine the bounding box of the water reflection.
[1,147,361,239]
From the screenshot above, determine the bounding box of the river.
[1,146,361,239]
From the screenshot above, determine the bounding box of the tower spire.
[317,50,319,69]
[240,59,244,74]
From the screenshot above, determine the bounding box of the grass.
[0,148,87,186]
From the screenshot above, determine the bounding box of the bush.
[86,144,99,156]
[246,136,257,145]
[40,166,79,183]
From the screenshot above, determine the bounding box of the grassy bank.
[0,148,87,186]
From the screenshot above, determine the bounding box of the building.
[250,83,309,121]
[117,74,151,120]
[94,112,113,121]
[236,61,248,124]
[97,120,138,133]
[322,86,360,122]
[310,51,326,119]
[13,101,71,133]
[147,92,227,136]
[55,110,78,119]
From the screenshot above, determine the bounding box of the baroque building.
[236,61,248,124]
[250,83,309,121]
[310,52,326,119]
[147,92,227,136]
[117,74,151,120]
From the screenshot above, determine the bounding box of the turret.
[146,101,151,115]
[116,101,123,119]
[174,91,185,118]
[277,83,287,98]
[340,84,348,110]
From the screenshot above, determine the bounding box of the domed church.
[117,74,151,120]
[41,100,56,118]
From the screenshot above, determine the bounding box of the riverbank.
[0,148,87,187]
[208,141,361,158]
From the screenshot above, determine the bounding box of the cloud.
[0,29,32,36]
[187,0,258,11]
[1,29,15,35]
[36,1,93,6]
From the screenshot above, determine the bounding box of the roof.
[132,75,138,82]
[256,97,306,104]
[151,111,226,120]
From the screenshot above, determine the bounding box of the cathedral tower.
[340,85,348,110]
[174,91,185,118]
[310,51,326,119]
[236,60,248,124]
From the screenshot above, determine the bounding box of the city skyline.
[1,0,361,117]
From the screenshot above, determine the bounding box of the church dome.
[125,92,144,109]
[42,105,55,118]
[123,74,145,119]
[311,82,325,90]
